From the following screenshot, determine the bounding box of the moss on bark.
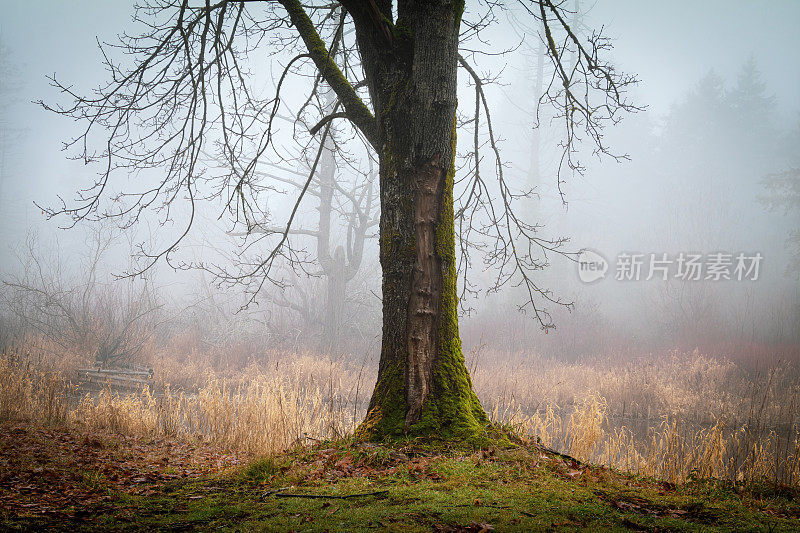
[355,360,406,441]
[408,117,488,440]
[356,120,489,443]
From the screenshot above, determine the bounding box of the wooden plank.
[78,368,151,377]
[82,374,150,384]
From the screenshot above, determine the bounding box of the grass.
[3,274,797,529]
[3,432,799,532]
[1,335,799,488]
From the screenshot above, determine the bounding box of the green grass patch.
[4,441,800,532]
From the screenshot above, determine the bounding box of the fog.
[1,0,798,368]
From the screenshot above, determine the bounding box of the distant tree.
[761,168,800,275]
[40,1,637,440]
[237,88,380,352]
[728,56,777,162]
[651,60,791,348]
[658,62,781,220]
[0,34,23,206]
[516,0,587,199]
[1,228,160,368]
[661,70,728,162]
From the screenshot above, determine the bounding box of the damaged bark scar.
[405,152,445,430]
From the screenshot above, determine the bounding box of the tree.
[510,0,586,198]
[2,228,159,368]
[0,33,23,206]
[235,88,380,353]
[728,57,777,162]
[40,1,637,440]
[761,168,800,276]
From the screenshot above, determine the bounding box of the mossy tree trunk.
[340,0,489,440]
[283,0,488,440]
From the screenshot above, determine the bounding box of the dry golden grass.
[0,354,70,425]
[478,350,800,486]
[471,348,757,424]
[67,354,369,456]
[2,335,799,486]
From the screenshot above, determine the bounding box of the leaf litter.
[0,420,241,520]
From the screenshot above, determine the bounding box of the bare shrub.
[2,230,159,368]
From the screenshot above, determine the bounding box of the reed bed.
[69,377,358,456]
[0,355,70,425]
[2,338,798,486]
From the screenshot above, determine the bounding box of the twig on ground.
[534,444,581,464]
[262,487,292,498]
[268,489,388,500]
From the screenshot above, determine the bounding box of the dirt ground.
[0,420,241,521]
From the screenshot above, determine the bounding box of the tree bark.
[351,0,489,440]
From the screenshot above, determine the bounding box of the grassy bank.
[2,420,799,532]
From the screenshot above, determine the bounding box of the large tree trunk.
[355,1,488,440]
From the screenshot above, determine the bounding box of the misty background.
[1,0,798,369]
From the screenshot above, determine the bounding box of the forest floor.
[1,420,799,532]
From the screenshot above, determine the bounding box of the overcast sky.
[1,1,798,343]
[2,1,799,250]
